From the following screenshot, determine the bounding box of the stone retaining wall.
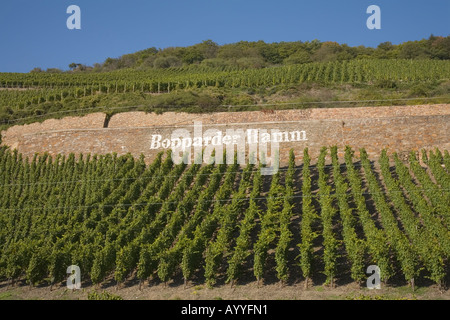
[2,105,449,165]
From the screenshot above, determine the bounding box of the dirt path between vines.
[1,279,448,300]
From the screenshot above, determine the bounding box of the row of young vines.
[0,146,448,289]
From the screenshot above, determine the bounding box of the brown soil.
[0,88,37,91]
[0,279,448,300]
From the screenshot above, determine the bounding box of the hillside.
[0,37,448,132]
[0,145,449,294]
[0,37,449,301]
[1,59,450,133]
[39,36,450,72]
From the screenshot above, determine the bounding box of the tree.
[259,45,283,64]
[429,36,450,60]
[378,41,393,51]
[399,42,430,59]
[30,67,43,73]
[181,49,204,65]
[284,50,311,65]
[236,57,265,69]
[69,63,78,70]
[46,68,62,73]
[195,40,219,59]
[153,56,182,69]
[312,42,342,62]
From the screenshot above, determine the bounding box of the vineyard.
[0,146,448,291]
[1,59,450,126]
[2,60,450,90]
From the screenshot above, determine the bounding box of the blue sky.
[0,0,448,73]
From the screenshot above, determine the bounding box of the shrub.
[87,291,123,300]
[197,94,221,109]
[409,84,431,97]
[223,94,255,106]
[153,56,182,69]
[150,91,198,109]
[376,79,397,89]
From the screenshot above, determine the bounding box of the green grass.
[0,291,15,300]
